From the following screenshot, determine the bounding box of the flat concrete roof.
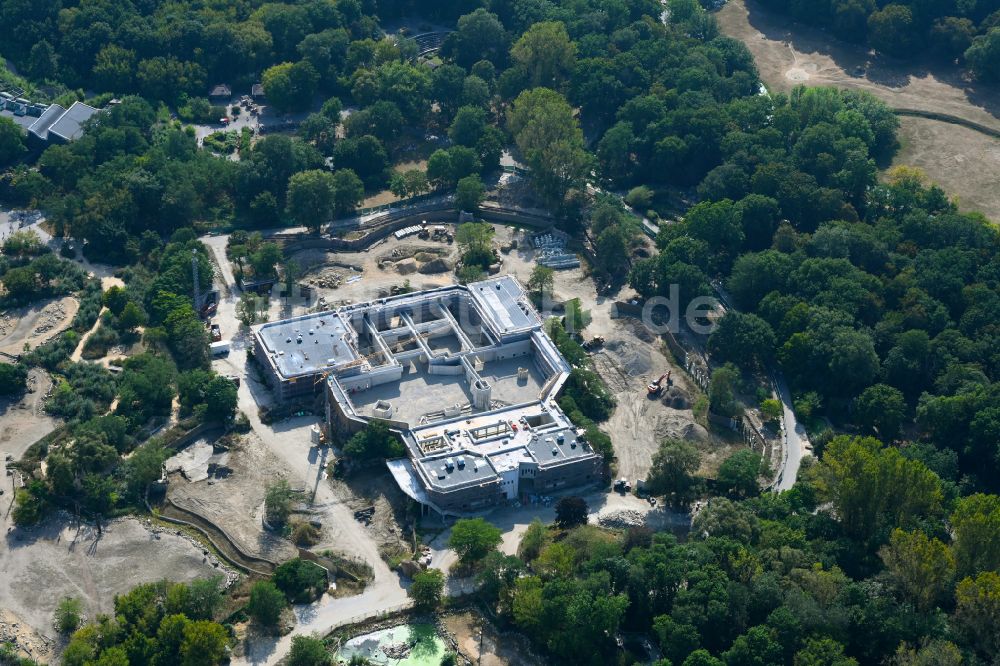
[468,276,538,335]
[255,311,357,378]
[420,450,495,488]
[349,362,473,423]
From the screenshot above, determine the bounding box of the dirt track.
[717,0,1000,221]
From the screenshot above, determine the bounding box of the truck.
[210,340,230,356]
[209,323,222,342]
[613,477,631,494]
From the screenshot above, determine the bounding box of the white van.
[210,341,230,356]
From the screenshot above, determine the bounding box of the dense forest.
[754,0,1000,79]
[2,0,1000,664]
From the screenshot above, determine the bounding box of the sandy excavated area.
[167,431,300,563]
[0,296,79,357]
[717,0,1000,221]
[0,517,226,649]
[443,611,543,666]
[0,368,58,460]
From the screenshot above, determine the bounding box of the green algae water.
[336,623,448,665]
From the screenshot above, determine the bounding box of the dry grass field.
[717,0,1000,222]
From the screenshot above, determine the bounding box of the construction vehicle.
[582,336,605,351]
[647,371,671,397]
[613,477,631,494]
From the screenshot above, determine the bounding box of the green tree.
[449,106,488,147]
[527,265,555,299]
[118,302,146,332]
[892,639,963,666]
[867,5,916,57]
[507,88,590,207]
[55,597,83,634]
[723,625,783,666]
[237,292,266,326]
[793,638,857,666]
[816,436,942,543]
[0,116,26,166]
[288,635,331,666]
[247,581,286,627]
[265,479,294,525]
[203,376,238,422]
[760,399,782,423]
[409,568,444,611]
[965,28,1000,82]
[449,517,503,565]
[274,559,328,603]
[180,620,229,666]
[455,221,495,269]
[954,571,1000,660]
[331,169,365,217]
[27,39,58,80]
[443,9,510,68]
[0,362,27,396]
[262,61,319,112]
[878,528,955,611]
[717,450,767,499]
[707,312,776,370]
[647,439,701,507]
[950,493,1000,576]
[709,363,741,417]
[511,22,576,89]
[457,265,484,284]
[554,496,588,529]
[454,175,484,211]
[518,518,548,561]
[683,650,724,666]
[855,384,907,440]
[342,419,404,461]
[287,170,336,233]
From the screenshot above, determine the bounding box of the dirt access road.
[717,0,1000,222]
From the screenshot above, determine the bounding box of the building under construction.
[251,276,602,515]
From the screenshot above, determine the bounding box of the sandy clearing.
[0,517,227,644]
[717,0,1000,222]
[0,296,79,358]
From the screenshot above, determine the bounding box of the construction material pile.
[597,509,646,529]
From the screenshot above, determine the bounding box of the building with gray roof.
[25,101,99,144]
[252,276,603,515]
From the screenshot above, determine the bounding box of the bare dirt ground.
[0,368,57,460]
[0,608,52,664]
[327,469,413,563]
[0,515,225,655]
[166,431,299,563]
[0,296,79,357]
[717,0,1000,221]
[443,611,543,666]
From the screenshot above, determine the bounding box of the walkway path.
[774,375,810,491]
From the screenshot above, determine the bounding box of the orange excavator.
[647,371,671,397]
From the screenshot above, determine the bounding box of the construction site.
[251,276,603,516]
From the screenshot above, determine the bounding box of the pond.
[336,623,448,666]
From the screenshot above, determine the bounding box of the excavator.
[647,371,671,397]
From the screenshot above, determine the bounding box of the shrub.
[273,558,328,603]
[54,597,83,634]
[247,580,286,627]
